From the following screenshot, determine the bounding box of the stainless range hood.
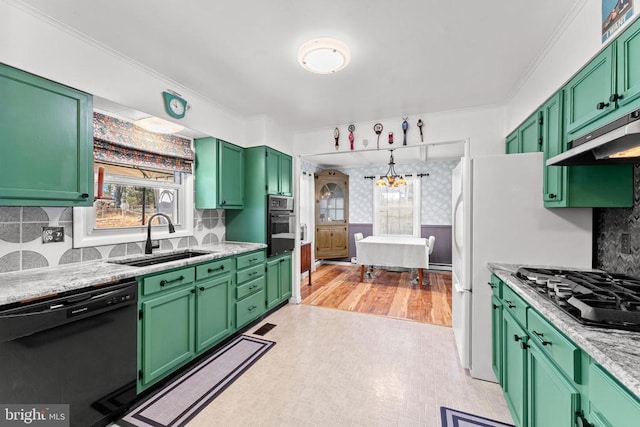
[547,108,640,166]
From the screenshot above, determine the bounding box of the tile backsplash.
[595,165,640,276]
[0,206,225,273]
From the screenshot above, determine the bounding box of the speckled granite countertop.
[0,241,266,307]
[489,263,640,400]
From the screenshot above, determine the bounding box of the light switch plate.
[42,226,64,243]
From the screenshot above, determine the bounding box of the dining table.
[355,235,430,285]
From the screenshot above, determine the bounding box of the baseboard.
[318,260,452,272]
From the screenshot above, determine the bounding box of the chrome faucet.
[145,213,175,254]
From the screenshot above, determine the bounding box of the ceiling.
[18,0,581,134]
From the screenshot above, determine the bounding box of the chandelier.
[375,150,407,187]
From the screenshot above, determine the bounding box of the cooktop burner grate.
[514,267,640,332]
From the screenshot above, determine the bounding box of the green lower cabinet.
[491,295,503,385]
[195,274,233,352]
[527,342,580,427]
[236,289,266,328]
[266,254,292,310]
[502,309,528,427]
[588,362,640,427]
[140,286,195,389]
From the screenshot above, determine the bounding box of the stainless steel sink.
[108,250,211,267]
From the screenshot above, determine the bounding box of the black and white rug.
[440,406,514,427]
[121,335,275,427]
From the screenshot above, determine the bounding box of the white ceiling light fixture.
[133,116,184,134]
[298,37,351,74]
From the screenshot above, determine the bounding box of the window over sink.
[73,111,195,248]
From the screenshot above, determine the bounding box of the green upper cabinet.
[506,131,519,154]
[542,90,632,208]
[564,45,616,141]
[519,112,543,153]
[541,92,565,205]
[194,137,244,209]
[505,112,541,154]
[0,63,93,206]
[266,147,292,196]
[615,16,640,113]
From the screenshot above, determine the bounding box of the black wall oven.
[267,195,295,257]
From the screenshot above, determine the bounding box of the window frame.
[372,176,421,237]
[73,170,194,249]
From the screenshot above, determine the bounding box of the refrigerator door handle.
[454,282,471,294]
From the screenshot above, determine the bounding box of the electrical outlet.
[621,233,631,254]
[42,226,64,243]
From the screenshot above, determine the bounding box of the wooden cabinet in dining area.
[314,169,349,259]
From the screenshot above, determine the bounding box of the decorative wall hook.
[402,118,409,145]
[333,127,340,150]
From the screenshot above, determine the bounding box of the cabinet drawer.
[236,250,265,270]
[236,289,265,328]
[589,363,640,427]
[196,258,233,281]
[237,276,265,300]
[528,309,581,383]
[489,275,502,298]
[237,264,264,285]
[502,285,528,326]
[142,268,195,296]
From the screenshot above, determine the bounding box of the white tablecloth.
[355,236,429,269]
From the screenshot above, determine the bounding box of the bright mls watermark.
[0,405,69,427]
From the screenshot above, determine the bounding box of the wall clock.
[162,91,187,119]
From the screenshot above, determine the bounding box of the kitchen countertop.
[489,263,640,400]
[0,241,266,307]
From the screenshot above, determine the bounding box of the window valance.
[93,112,194,173]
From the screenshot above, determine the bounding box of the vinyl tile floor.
[184,304,513,427]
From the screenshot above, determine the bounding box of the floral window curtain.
[93,112,193,173]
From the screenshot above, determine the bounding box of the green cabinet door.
[502,310,528,427]
[218,141,244,208]
[491,295,503,385]
[564,45,616,141]
[265,147,292,196]
[519,112,542,153]
[527,342,580,427]
[279,153,293,196]
[140,286,195,388]
[195,274,233,353]
[0,64,93,206]
[280,254,292,300]
[266,148,281,195]
[542,92,565,205]
[266,258,280,309]
[615,16,640,113]
[195,137,244,209]
[266,254,292,309]
[505,131,519,154]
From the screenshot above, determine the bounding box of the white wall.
[506,0,638,130]
[244,115,294,154]
[0,1,247,145]
[293,105,506,159]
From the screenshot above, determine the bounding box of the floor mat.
[121,335,275,427]
[440,406,514,427]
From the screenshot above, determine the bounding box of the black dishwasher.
[0,279,138,427]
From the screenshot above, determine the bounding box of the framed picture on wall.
[602,0,634,42]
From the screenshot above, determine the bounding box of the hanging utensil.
[348,124,355,150]
[402,117,409,146]
[388,132,394,144]
[417,119,424,142]
[373,123,383,150]
[333,127,340,150]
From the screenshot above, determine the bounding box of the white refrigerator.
[451,152,593,382]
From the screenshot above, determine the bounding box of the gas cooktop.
[514,267,640,332]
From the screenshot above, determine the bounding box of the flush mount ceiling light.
[133,116,184,134]
[298,37,351,74]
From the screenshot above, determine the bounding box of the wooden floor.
[301,264,452,327]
